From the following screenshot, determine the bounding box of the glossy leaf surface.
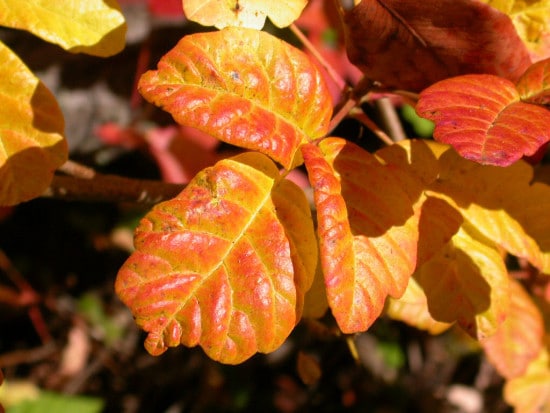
[302,138,419,333]
[344,0,531,91]
[0,0,126,56]
[481,279,544,379]
[138,27,332,169]
[183,0,308,29]
[115,152,317,364]
[417,74,550,166]
[504,349,550,413]
[0,42,67,206]
[415,226,509,339]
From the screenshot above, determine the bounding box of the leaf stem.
[349,107,394,146]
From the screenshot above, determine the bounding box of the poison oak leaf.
[386,276,453,335]
[0,0,126,57]
[480,0,550,61]
[516,57,550,104]
[417,74,550,166]
[115,152,317,364]
[0,42,67,206]
[504,349,550,413]
[344,0,531,91]
[415,225,510,339]
[138,27,332,169]
[301,138,419,333]
[481,278,544,379]
[183,0,308,29]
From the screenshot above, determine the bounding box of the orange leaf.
[415,225,510,339]
[301,138,419,333]
[516,57,550,105]
[138,27,332,169]
[481,279,544,379]
[344,0,531,91]
[504,349,550,413]
[183,0,308,29]
[0,42,67,206]
[115,152,317,364]
[417,74,550,166]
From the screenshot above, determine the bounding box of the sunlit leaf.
[115,152,316,364]
[183,0,308,29]
[481,278,544,379]
[516,57,550,104]
[386,276,453,335]
[0,42,67,206]
[0,0,126,57]
[504,349,550,413]
[301,138,419,333]
[430,147,550,273]
[417,74,550,166]
[138,27,332,169]
[415,225,510,339]
[344,0,531,91]
[480,0,550,60]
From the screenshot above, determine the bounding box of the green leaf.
[138,27,333,169]
[0,0,126,56]
[0,42,67,206]
[7,391,103,413]
[115,152,317,364]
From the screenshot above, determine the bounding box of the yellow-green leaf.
[138,27,332,169]
[415,225,510,339]
[0,0,126,56]
[0,42,67,206]
[115,152,317,364]
[481,278,544,379]
[182,0,308,30]
[302,138,419,333]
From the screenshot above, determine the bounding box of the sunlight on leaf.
[115,152,316,364]
[138,27,332,169]
[417,74,550,166]
[0,42,67,206]
[302,138,419,333]
[183,0,308,29]
[344,0,531,91]
[481,278,544,379]
[504,349,550,413]
[0,0,126,56]
[481,0,550,60]
[516,57,550,104]
[415,225,510,340]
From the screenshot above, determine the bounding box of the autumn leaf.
[344,0,531,91]
[504,349,550,413]
[415,225,510,339]
[417,74,550,166]
[182,0,308,30]
[0,0,126,57]
[481,278,544,379]
[516,57,550,104]
[115,152,317,364]
[480,0,550,61]
[0,42,67,206]
[138,27,332,169]
[301,138,419,333]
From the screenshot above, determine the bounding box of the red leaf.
[344,0,532,91]
[516,57,550,105]
[417,74,550,166]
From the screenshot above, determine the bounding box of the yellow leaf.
[183,0,308,30]
[415,225,510,340]
[0,42,67,206]
[0,0,126,56]
[481,0,550,58]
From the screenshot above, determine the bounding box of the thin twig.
[58,160,96,179]
[349,108,394,146]
[375,97,407,142]
[43,174,184,205]
[290,23,346,90]
[327,96,358,135]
